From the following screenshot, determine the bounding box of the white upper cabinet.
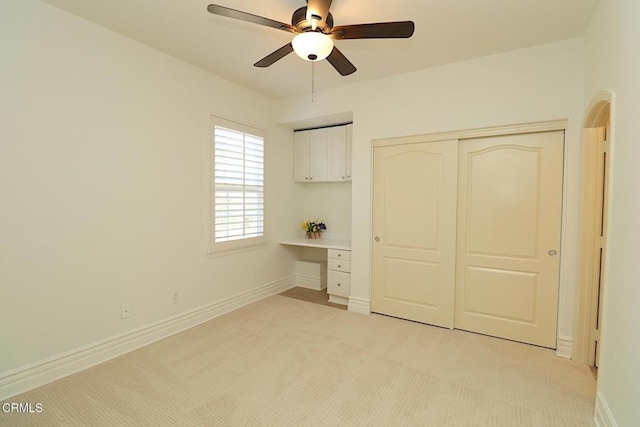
[309,128,329,181]
[293,130,310,182]
[293,129,328,182]
[293,124,352,183]
[327,126,347,181]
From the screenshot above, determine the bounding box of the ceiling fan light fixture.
[292,32,334,61]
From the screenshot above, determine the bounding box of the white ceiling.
[41,0,600,100]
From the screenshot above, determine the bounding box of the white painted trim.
[348,296,371,315]
[555,335,573,358]
[574,90,616,365]
[583,91,613,128]
[328,295,349,306]
[372,120,568,147]
[0,276,296,401]
[594,392,618,427]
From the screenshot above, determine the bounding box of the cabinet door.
[293,130,310,182]
[327,126,348,181]
[345,124,352,181]
[328,271,351,297]
[309,128,328,181]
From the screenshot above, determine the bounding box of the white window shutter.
[213,124,264,244]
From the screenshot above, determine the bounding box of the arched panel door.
[372,140,458,328]
[455,131,564,348]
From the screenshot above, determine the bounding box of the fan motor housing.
[292,7,333,33]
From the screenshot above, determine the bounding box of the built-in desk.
[280,237,351,305]
[279,237,351,251]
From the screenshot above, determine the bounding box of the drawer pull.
[337,254,342,257]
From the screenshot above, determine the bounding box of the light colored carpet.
[0,295,596,426]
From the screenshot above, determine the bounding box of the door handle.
[374,236,380,242]
[548,249,558,256]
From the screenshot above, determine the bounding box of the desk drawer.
[328,271,350,297]
[328,258,351,273]
[328,249,351,261]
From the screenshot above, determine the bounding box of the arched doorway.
[574,92,614,370]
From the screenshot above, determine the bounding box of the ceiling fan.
[206,0,415,76]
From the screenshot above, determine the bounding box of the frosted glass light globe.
[292,32,334,62]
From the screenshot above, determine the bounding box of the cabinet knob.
[338,265,341,268]
[342,176,345,179]
[305,177,309,180]
[337,254,341,257]
[374,236,380,242]
[337,283,341,286]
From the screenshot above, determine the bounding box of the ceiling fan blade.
[254,43,294,68]
[326,46,356,76]
[306,0,333,28]
[331,21,415,39]
[207,4,298,34]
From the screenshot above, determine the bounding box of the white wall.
[302,183,352,237]
[277,38,586,340]
[584,0,640,424]
[0,0,300,376]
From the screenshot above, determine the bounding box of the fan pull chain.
[311,61,315,103]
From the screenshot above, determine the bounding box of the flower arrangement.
[302,220,326,239]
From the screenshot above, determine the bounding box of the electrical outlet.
[121,303,131,319]
[173,291,181,304]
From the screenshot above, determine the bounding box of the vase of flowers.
[302,220,326,239]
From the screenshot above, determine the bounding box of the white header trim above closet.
[372,120,568,148]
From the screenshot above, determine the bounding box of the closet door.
[372,140,458,328]
[455,131,564,348]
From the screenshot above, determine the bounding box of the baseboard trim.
[594,391,618,427]
[556,335,573,358]
[296,274,327,291]
[0,276,296,401]
[328,294,348,306]
[348,297,371,315]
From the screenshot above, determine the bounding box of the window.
[209,116,265,255]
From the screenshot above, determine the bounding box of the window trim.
[208,115,266,257]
